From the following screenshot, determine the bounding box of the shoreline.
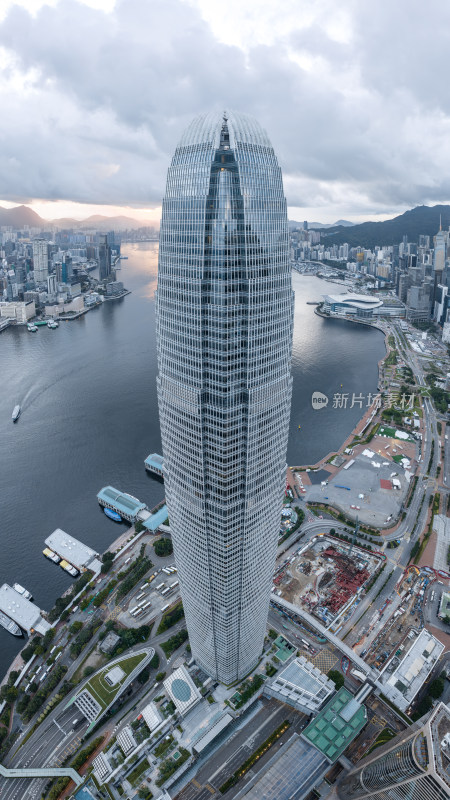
[290,312,388,473]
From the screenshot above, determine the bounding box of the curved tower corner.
[156,110,294,684]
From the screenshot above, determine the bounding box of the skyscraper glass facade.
[338,704,450,800]
[156,111,293,683]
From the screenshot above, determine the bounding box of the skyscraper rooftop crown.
[177,109,272,150]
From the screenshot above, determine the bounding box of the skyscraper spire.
[219,111,230,149]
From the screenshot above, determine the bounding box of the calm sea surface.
[0,244,385,676]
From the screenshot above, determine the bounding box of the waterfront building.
[98,234,111,281]
[44,528,101,573]
[0,300,35,323]
[32,238,49,284]
[105,280,124,296]
[338,702,450,800]
[0,584,50,635]
[156,111,294,684]
[322,292,383,318]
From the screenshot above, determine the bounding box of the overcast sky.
[1,0,449,224]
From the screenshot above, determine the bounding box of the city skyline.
[156,110,293,682]
[1,1,450,223]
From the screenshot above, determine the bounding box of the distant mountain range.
[318,205,450,248]
[289,219,354,229]
[0,205,149,231]
[2,202,449,245]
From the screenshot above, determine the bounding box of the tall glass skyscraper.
[156,111,293,684]
[338,703,450,800]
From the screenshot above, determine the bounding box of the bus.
[162,568,171,575]
[133,608,143,617]
[129,606,139,615]
[140,584,148,591]
[155,582,165,591]
[161,587,172,597]
[135,592,145,602]
[141,601,152,611]
[170,581,179,589]
[161,603,170,612]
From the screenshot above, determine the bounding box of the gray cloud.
[0,0,449,216]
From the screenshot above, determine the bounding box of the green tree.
[154,537,173,557]
[70,621,83,634]
[328,669,345,690]
[83,666,95,678]
[102,551,115,573]
[429,678,444,699]
[412,694,433,721]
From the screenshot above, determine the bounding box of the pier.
[144,452,164,477]
[44,529,102,573]
[0,584,50,636]
[97,485,147,523]
[97,485,167,531]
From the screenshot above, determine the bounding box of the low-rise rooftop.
[45,528,98,571]
[164,665,201,716]
[97,486,147,521]
[144,453,164,473]
[71,648,154,731]
[142,504,168,531]
[236,733,328,800]
[380,628,445,712]
[0,584,50,635]
[265,656,335,715]
[302,687,367,762]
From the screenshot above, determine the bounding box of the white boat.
[27,323,38,332]
[60,560,79,577]
[12,405,21,422]
[47,319,58,329]
[43,547,61,564]
[0,610,22,637]
[13,583,33,600]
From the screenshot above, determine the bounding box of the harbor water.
[0,244,385,677]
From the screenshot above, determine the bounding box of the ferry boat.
[12,405,21,422]
[104,507,122,522]
[60,560,79,577]
[0,610,22,637]
[13,583,33,600]
[27,323,38,332]
[43,547,61,564]
[47,319,59,329]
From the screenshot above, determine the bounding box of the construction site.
[273,535,383,632]
[357,566,431,671]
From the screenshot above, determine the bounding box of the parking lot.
[303,448,410,527]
